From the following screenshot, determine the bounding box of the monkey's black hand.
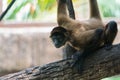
[104,44,113,50]
[71,51,83,73]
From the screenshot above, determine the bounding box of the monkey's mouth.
[55,44,62,48]
[53,41,65,48]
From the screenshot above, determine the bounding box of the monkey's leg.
[71,51,84,73]
[63,44,77,59]
[72,28,104,73]
[72,48,96,73]
[104,21,118,50]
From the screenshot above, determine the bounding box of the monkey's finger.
[104,45,113,50]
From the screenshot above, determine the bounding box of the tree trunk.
[0,44,120,80]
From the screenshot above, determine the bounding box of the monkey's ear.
[50,26,67,37]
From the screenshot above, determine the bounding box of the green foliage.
[5,0,29,19]
[37,0,55,11]
[4,0,56,21]
[98,0,120,17]
[4,0,33,20]
[3,0,120,21]
[7,0,12,3]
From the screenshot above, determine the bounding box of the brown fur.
[56,0,104,50]
[51,0,117,58]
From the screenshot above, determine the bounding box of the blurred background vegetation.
[2,0,120,22]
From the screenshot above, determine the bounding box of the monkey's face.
[51,33,67,48]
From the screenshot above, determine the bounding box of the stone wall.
[0,27,63,76]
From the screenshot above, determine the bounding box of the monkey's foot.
[71,53,83,73]
[71,61,83,74]
[104,44,113,50]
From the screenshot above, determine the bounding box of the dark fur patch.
[50,26,67,37]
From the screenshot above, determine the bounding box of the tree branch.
[0,44,120,80]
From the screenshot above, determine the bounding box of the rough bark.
[0,44,120,80]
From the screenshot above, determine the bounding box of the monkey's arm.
[57,0,75,27]
[57,0,68,25]
[89,0,101,19]
[62,0,77,59]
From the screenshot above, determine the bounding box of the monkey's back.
[68,18,104,50]
[81,18,104,30]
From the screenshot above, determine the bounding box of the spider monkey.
[50,0,118,73]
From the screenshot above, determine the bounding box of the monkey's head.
[50,26,69,48]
